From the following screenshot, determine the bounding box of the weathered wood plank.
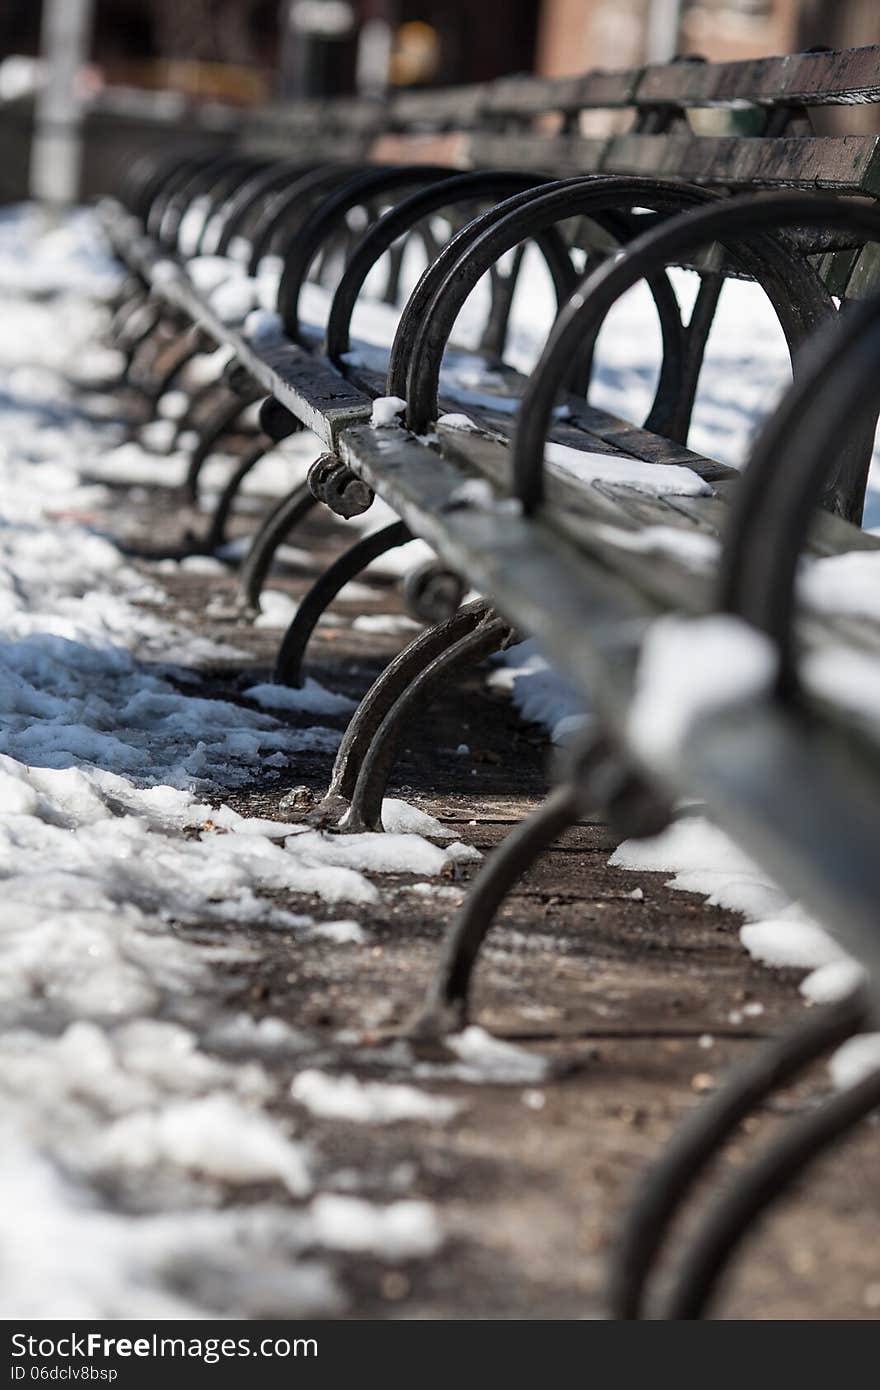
[435,423,714,614]
[246,96,386,138]
[564,403,734,480]
[466,130,608,174]
[338,343,735,481]
[468,131,880,194]
[682,706,880,990]
[389,85,487,132]
[483,70,640,120]
[602,132,880,193]
[634,45,880,110]
[336,420,656,724]
[240,97,387,159]
[337,419,880,766]
[104,207,373,444]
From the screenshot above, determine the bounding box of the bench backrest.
[111,44,880,296]
[116,44,880,202]
[243,95,387,161]
[373,45,880,298]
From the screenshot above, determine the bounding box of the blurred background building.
[539,1,880,73]
[1,1,878,205]
[3,1,880,104]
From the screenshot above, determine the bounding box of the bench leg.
[609,986,869,1319]
[286,601,493,827]
[234,481,320,615]
[408,781,585,1039]
[121,322,186,407]
[663,1022,878,1319]
[195,438,271,554]
[479,243,526,360]
[171,378,229,455]
[380,233,407,306]
[122,309,177,380]
[108,274,143,317]
[273,520,412,686]
[339,610,512,834]
[133,329,207,410]
[644,270,723,442]
[662,1058,880,1319]
[408,734,673,1040]
[108,284,150,347]
[183,387,263,504]
[117,303,166,382]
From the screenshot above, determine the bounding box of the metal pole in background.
[280,0,358,99]
[29,0,96,213]
[356,16,392,97]
[645,0,683,63]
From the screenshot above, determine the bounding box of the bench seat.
[103,201,880,745]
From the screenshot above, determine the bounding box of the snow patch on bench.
[370,394,407,428]
[628,614,777,770]
[545,441,713,498]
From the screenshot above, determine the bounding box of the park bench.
[95,43,880,1318]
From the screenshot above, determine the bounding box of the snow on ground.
[291,1070,465,1124]
[0,207,486,1317]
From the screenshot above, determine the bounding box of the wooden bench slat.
[337,420,657,704]
[339,344,734,482]
[389,85,487,131]
[468,131,880,194]
[107,218,374,444]
[634,45,880,110]
[246,96,386,136]
[391,45,880,130]
[682,702,880,988]
[338,421,880,755]
[466,131,607,173]
[483,71,641,119]
[435,423,713,614]
[564,403,732,480]
[603,132,880,193]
